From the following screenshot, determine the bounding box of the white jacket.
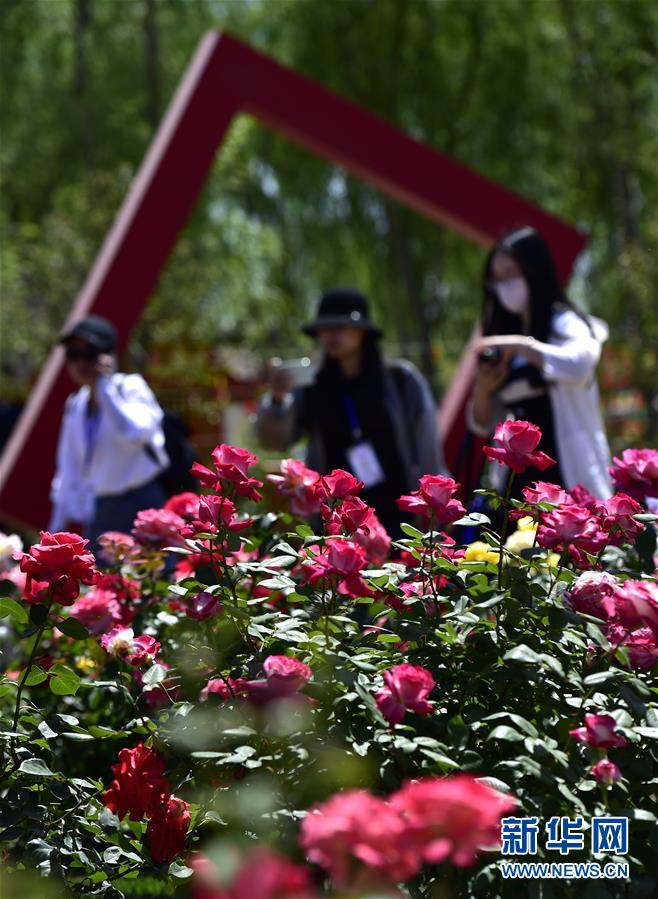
[470,309,613,499]
[49,373,168,531]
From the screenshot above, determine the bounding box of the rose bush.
[0,427,657,898]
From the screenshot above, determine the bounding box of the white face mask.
[495,277,529,315]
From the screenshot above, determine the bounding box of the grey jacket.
[255,359,447,491]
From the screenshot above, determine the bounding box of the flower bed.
[1,433,657,898]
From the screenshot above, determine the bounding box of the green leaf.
[142,663,167,686]
[375,633,402,643]
[49,665,81,696]
[400,523,424,539]
[0,596,28,625]
[25,668,49,687]
[169,862,194,879]
[29,603,49,627]
[56,616,89,639]
[488,725,524,742]
[504,644,541,664]
[19,758,55,777]
[296,524,314,538]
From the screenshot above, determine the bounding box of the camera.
[478,347,502,366]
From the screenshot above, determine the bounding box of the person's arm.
[95,373,163,447]
[475,316,602,385]
[469,350,511,435]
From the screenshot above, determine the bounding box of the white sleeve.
[96,374,163,447]
[48,399,79,530]
[538,314,602,385]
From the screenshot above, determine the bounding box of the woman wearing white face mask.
[469,227,612,499]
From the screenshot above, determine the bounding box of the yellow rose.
[464,541,500,564]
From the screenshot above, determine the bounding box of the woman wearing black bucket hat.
[256,288,447,538]
[49,315,169,552]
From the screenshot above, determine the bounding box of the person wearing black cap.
[49,315,169,548]
[256,288,446,538]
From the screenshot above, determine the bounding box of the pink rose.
[96,531,136,565]
[397,475,466,525]
[569,483,599,509]
[537,505,606,556]
[299,790,419,888]
[267,459,323,517]
[522,481,572,506]
[263,655,312,693]
[612,579,658,638]
[483,420,556,474]
[352,508,391,566]
[391,775,518,867]
[569,713,628,748]
[591,759,621,785]
[610,448,658,503]
[190,849,315,899]
[200,677,249,702]
[375,664,435,725]
[132,509,187,549]
[100,626,160,666]
[606,624,658,669]
[564,571,618,621]
[596,493,644,542]
[304,540,370,597]
[68,588,123,635]
[328,496,372,534]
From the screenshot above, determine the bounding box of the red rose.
[103,743,171,821]
[184,590,222,621]
[146,795,190,864]
[391,775,517,867]
[18,531,97,605]
[192,444,263,502]
[181,495,251,538]
[483,420,556,474]
[375,664,435,725]
[319,469,364,500]
[164,492,200,520]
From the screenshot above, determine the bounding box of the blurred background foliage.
[1,0,657,447]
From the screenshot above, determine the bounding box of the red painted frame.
[0,30,587,528]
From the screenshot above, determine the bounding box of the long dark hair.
[482,227,589,341]
[300,332,386,430]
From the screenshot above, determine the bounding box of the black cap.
[59,315,118,353]
[302,288,382,337]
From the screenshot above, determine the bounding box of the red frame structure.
[0,31,587,529]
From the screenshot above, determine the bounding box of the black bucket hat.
[59,315,118,353]
[302,288,382,337]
